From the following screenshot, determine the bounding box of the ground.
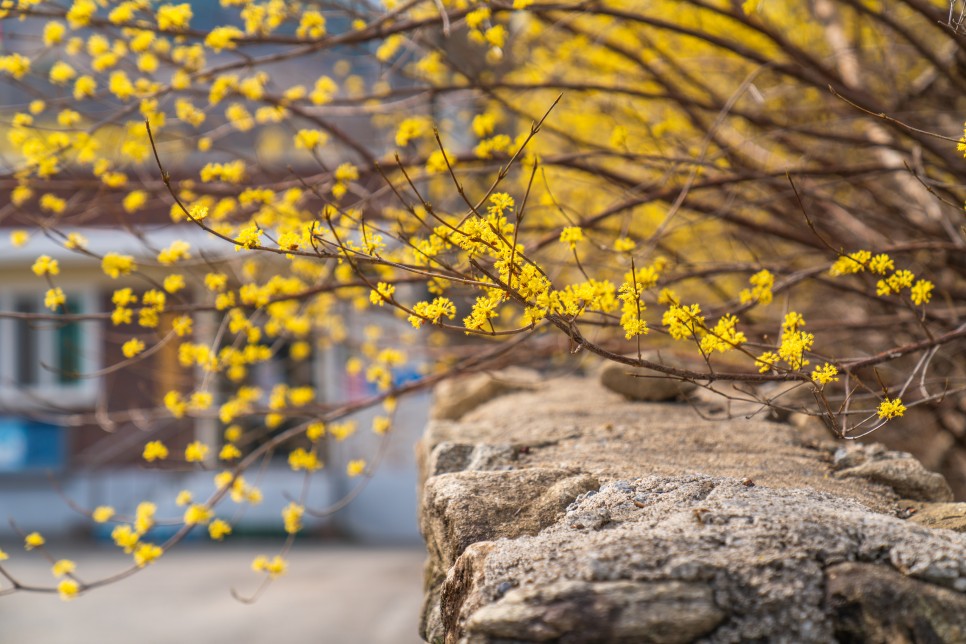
[0,540,425,644]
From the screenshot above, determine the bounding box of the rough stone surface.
[430,367,541,421]
[826,562,966,643]
[418,376,966,643]
[598,354,697,402]
[907,502,966,533]
[833,443,954,502]
[465,580,724,644]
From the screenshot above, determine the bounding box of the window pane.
[57,299,81,385]
[14,298,38,386]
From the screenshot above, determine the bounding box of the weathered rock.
[598,355,696,402]
[421,468,599,572]
[837,455,954,502]
[827,562,966,643]
[417,377,966,643]
[431,367,541,421]
[464,580,724,644]
[907,501,966,533]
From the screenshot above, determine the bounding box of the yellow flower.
[102,253,136,279]
[306,422,325,442]
[135,502,156,534]
[829,250,871,276]
[186,389,210,410]
[234,225,262,250]
[559,226,584,250]
[877,397,906,420]
[40,194,66,214]
[395,117,429,147]
[122,338,145,359]
[64,232,88,250]
[57,579,80,601]
[294,129,327,150]
[111,524,139,553]
[184,441,209,463]
[613,237,636,252]
[755,351,778,373]
[24,532,45,550]
[0,548,8,561]
[372,416,391,435]
[425,149,453,174]
[184,504,213,526]
[31,255,59,277]
[910,280,934,306]
[738,269,774,306]
[74,75,97,100]
[157,240,191,265]
[251,554,287,577]
[329,421,356,442]
[408,297,457,328]
[157,3,193,31]
[867,254,894,275]
[282,502,303,534]
[663,303,704,341]
[44,288,66,311]
[10,230,29,247]
[288,447,322,472]
[123,190,147,213]
[51,559,76,577]
[296,11,326,39]
[208,519,232,541]
[164,274,187,294]
[12,185,32,206]
[219,444,241,461]
[162,315,188,338]
[49,61,77,85]
[376,34,404,61]
[142,440,169,462]
[346,459,366,478]
[133,543,162,567]
[334,163,359,183]
[92,506,115,523]
[370,282,395,306]
[811,363,839,386]
[0,53,30,79]
[43,21,66,46]
[224,425,243,443]
[205,26,244,52]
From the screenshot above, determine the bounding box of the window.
[0,289,101,409]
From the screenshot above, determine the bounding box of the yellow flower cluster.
[811,363,839,386]
[409,297,457,328]
[213,471,262,505]
[282,502,303,534]
[346,459,366,477]
[830,251,934,306]
[288,447,322,472]
[209,519,232,541]
[142,440,169,462]
[877,397,906,419]
[756,312,813,372]
[183,504,213,526]
[739,269,774,305]
[252,554,287,578]
[102,253,136,279]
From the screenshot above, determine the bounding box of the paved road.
[0,540,426,644]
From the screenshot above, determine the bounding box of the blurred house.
[0,227,427,543]
[0,1,428,543]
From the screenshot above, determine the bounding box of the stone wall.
[417,372,966,643]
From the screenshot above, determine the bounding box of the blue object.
[0,418,65,472]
